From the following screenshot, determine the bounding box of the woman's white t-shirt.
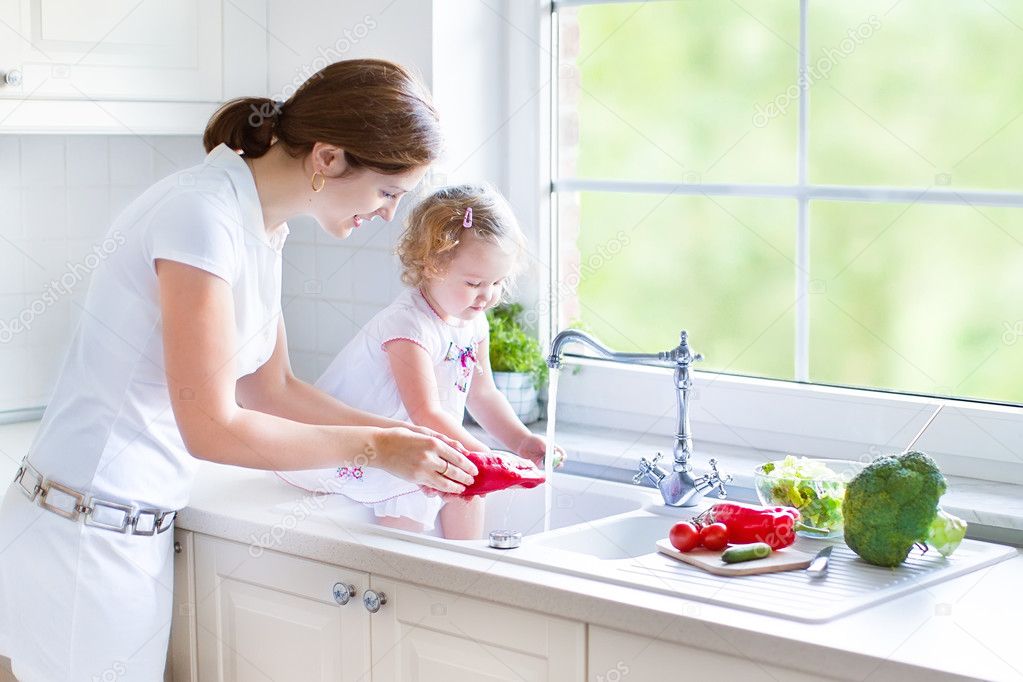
[24,143,288,510]
[0,143,287,681]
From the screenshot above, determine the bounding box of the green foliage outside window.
[560,1,1023,404]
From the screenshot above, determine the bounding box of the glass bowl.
[753,457,865,538]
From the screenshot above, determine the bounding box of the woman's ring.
[439,460,450,476]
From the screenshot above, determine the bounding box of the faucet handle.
[674,330,704,364]
[706,458,732,498]
[633,453,664,485]
[639,453,662,469]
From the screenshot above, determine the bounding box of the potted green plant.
[487,303,547,424]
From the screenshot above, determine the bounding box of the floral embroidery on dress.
[336,465,364,480]
[444,340,479,393]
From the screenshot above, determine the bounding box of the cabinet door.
[194,535,371,682]
[168,529,198,682]
[589,626,841,682]
[368,577,585,681]
[0,0,221,100]
[0,0,266,104]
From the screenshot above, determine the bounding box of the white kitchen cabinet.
[189,534,586,681]
[368,576,585,682]
[169,529,198,682]
[588,625,840,682]
[0,0,267,133]
[194,534,372,682]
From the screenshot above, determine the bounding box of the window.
[553,0,1023,406]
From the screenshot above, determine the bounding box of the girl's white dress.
[0,144,287,681]
[275,288,488,530]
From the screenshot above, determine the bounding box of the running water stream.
[542,367,561,532]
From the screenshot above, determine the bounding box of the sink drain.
[488,530,522,549]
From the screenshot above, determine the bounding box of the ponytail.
[202,97,281,158]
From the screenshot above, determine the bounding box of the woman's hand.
[403,425,478,501]
[368,427,478,494]
[516,434,566,470]
[419,485,478,501]
[403,423,471,456]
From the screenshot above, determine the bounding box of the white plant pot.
[492,371,540,424]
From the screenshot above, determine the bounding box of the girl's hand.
[369,427,478,494]
[516,434,566,470]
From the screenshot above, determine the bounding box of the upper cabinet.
[0,0,267,134]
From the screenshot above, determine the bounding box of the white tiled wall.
[281,208,410,384]
[0,134,207,411]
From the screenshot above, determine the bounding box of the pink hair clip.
[462,207,473,228]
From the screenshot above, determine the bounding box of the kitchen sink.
[479,472,656,536]
[529,511,678,560]
[269,470,1016,622]
[271,470,659,538]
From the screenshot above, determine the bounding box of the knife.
[806,545,833,578]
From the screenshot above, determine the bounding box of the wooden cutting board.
[655,539,815,576]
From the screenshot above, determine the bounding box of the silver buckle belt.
[12,461,177,536]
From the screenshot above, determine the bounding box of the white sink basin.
[480,473,656,536]
[529,512,680,560]
[271,471,659,539]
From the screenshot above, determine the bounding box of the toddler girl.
[276,184,563,539]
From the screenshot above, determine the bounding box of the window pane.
[809,0,1023,189]
[810,201,1023,404]
[559,193,795,380]
[559,1,798,184]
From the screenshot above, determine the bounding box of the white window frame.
[502,0,1023,485]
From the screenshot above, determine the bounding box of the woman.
[0,59,477,681]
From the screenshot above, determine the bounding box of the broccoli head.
[843,451,947,567]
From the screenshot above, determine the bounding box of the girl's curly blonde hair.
[397,183,526,287]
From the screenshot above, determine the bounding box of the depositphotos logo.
[0,232,127,344]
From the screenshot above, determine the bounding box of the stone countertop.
[3,420,1022,681]
[179,461,1022,682]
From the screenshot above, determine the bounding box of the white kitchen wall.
[269,0,518,383]
[268,0,437,383]
[0,134,206,412]
[280,208,411,384]
[1,0,525,409]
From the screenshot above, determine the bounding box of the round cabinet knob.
[332,582,355,606]
[3,70,22,87]
[362,589,387,613]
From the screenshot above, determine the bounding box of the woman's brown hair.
[203,59,442,174]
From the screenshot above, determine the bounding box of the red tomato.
[669,522,701,552]
[699,522,729,551]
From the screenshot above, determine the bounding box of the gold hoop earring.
[311,171,326,192]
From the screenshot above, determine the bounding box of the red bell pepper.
[460,451,546,497]
[696,501,798,550]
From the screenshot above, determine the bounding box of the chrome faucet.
[547,329,731,507]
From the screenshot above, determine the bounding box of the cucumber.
[721,542,773,563]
